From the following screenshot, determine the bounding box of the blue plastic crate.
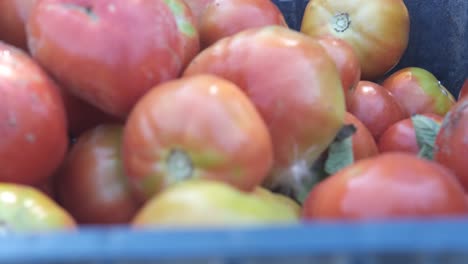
[0,1,467,263]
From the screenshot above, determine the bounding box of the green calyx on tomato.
[163,0,196,37]
[411,114,441,160]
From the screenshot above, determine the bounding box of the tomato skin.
[303,153,468,220]
[184,0,214,25]
[347,81,408,140]
[0,183,76,232]
[300,0,409,81]
[0,42,68,185]
[434,98,468,191]
[458,79,468,100]
[379,113,443,154]
[27,0,199,118]
[199,0,287,48]
[316,36,361,109]
[382,67,456,116]
[0,0,37,51]
[344,112,379,161]
[184,26,345,182]
[122,74,273,203]
[56,124,140,224]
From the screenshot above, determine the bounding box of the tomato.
[347,81,408,140]
[0,183,76,233]
[183,26,345,189]
[0,0,37,51]
[300,0,409,81]
[434,98,468,191]
[303,153,468,220]
[122,74,273,203]
[382,67,456,116]
[0,42,68,185]
[199,0,287,48]
[458,79,468,100]
[379,113,443,154]
[56,124,140,224]
[132,180,299,228]
[344,112,379,161]
[184,0,214,25]
[27,0,199,118]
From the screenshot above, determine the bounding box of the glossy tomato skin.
[0,0,37,51]
[56,125,139,224]
[27,0,199,118]
[184,0,214,25]
[199,0,287,48]
[344,112,379,161]
[347,81,408,140]
[0,42,68,185]
[0,183,76,232]
[379,113,443,154]
[123,74,273,203]
[458,79,468,100]
[300,0,409,81]
[316,36,361,108]
[434,98,468,191]
[303,153,468,220]
[382,67,456,116]
[184,26,345,184]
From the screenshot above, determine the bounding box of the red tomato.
[56,124,140,224]
[458,79,468,100]
[183,26,345,186]
[184,0,214,25]
[0,0,37,51]
[27,0,199,118]
[316,35,361,108]
[434,98,468,191]
[122,74,273,203]
[303,153,468,220]
[300,0,409,81]
[0,42,68,185]
[344,112,379,161]
[382,67,456,116]
[0,183,76,233]
[199,0,287,48]
[379,113,443,154]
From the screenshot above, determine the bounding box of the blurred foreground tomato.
[184,0,214,25]
[27,0,199,117]
[347,81,407,140]
[382,67,456,116]
[0,183,76,233]
[199,0,287,48]
[379,113,443,155]
[458,79,468,100]
[132,180,299,228]
[301,0,409,81]
[0,42,68,185]
[344,112,379,161]
[123,74,273,203]
[0,0,37,51]
[56,125,140,224]
[184,26,345,191]
[434,98,468,191]
[303,153,468,220]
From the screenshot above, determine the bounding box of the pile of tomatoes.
[0,0,467,233]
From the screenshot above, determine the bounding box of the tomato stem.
[332,13,351,33]
[166,149,193,183]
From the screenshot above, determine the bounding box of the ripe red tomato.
[303,153,468,220]
[347,81,408,140]
[183,26,345,186]
[300,0,409,81]
[56,124,140,224]
[184,0,214,25]
[0,0,37,51]
[122,74,273,203]
[27,0,199,118]
[344,112,379,161]
[379,113,443,154]
[382,67,456,116]
[0,42,68,185]
[458,79,468,100]
[316,35,361,108]
[199,0,287,48]
[434,98,468,191]
[0,183,76,233]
